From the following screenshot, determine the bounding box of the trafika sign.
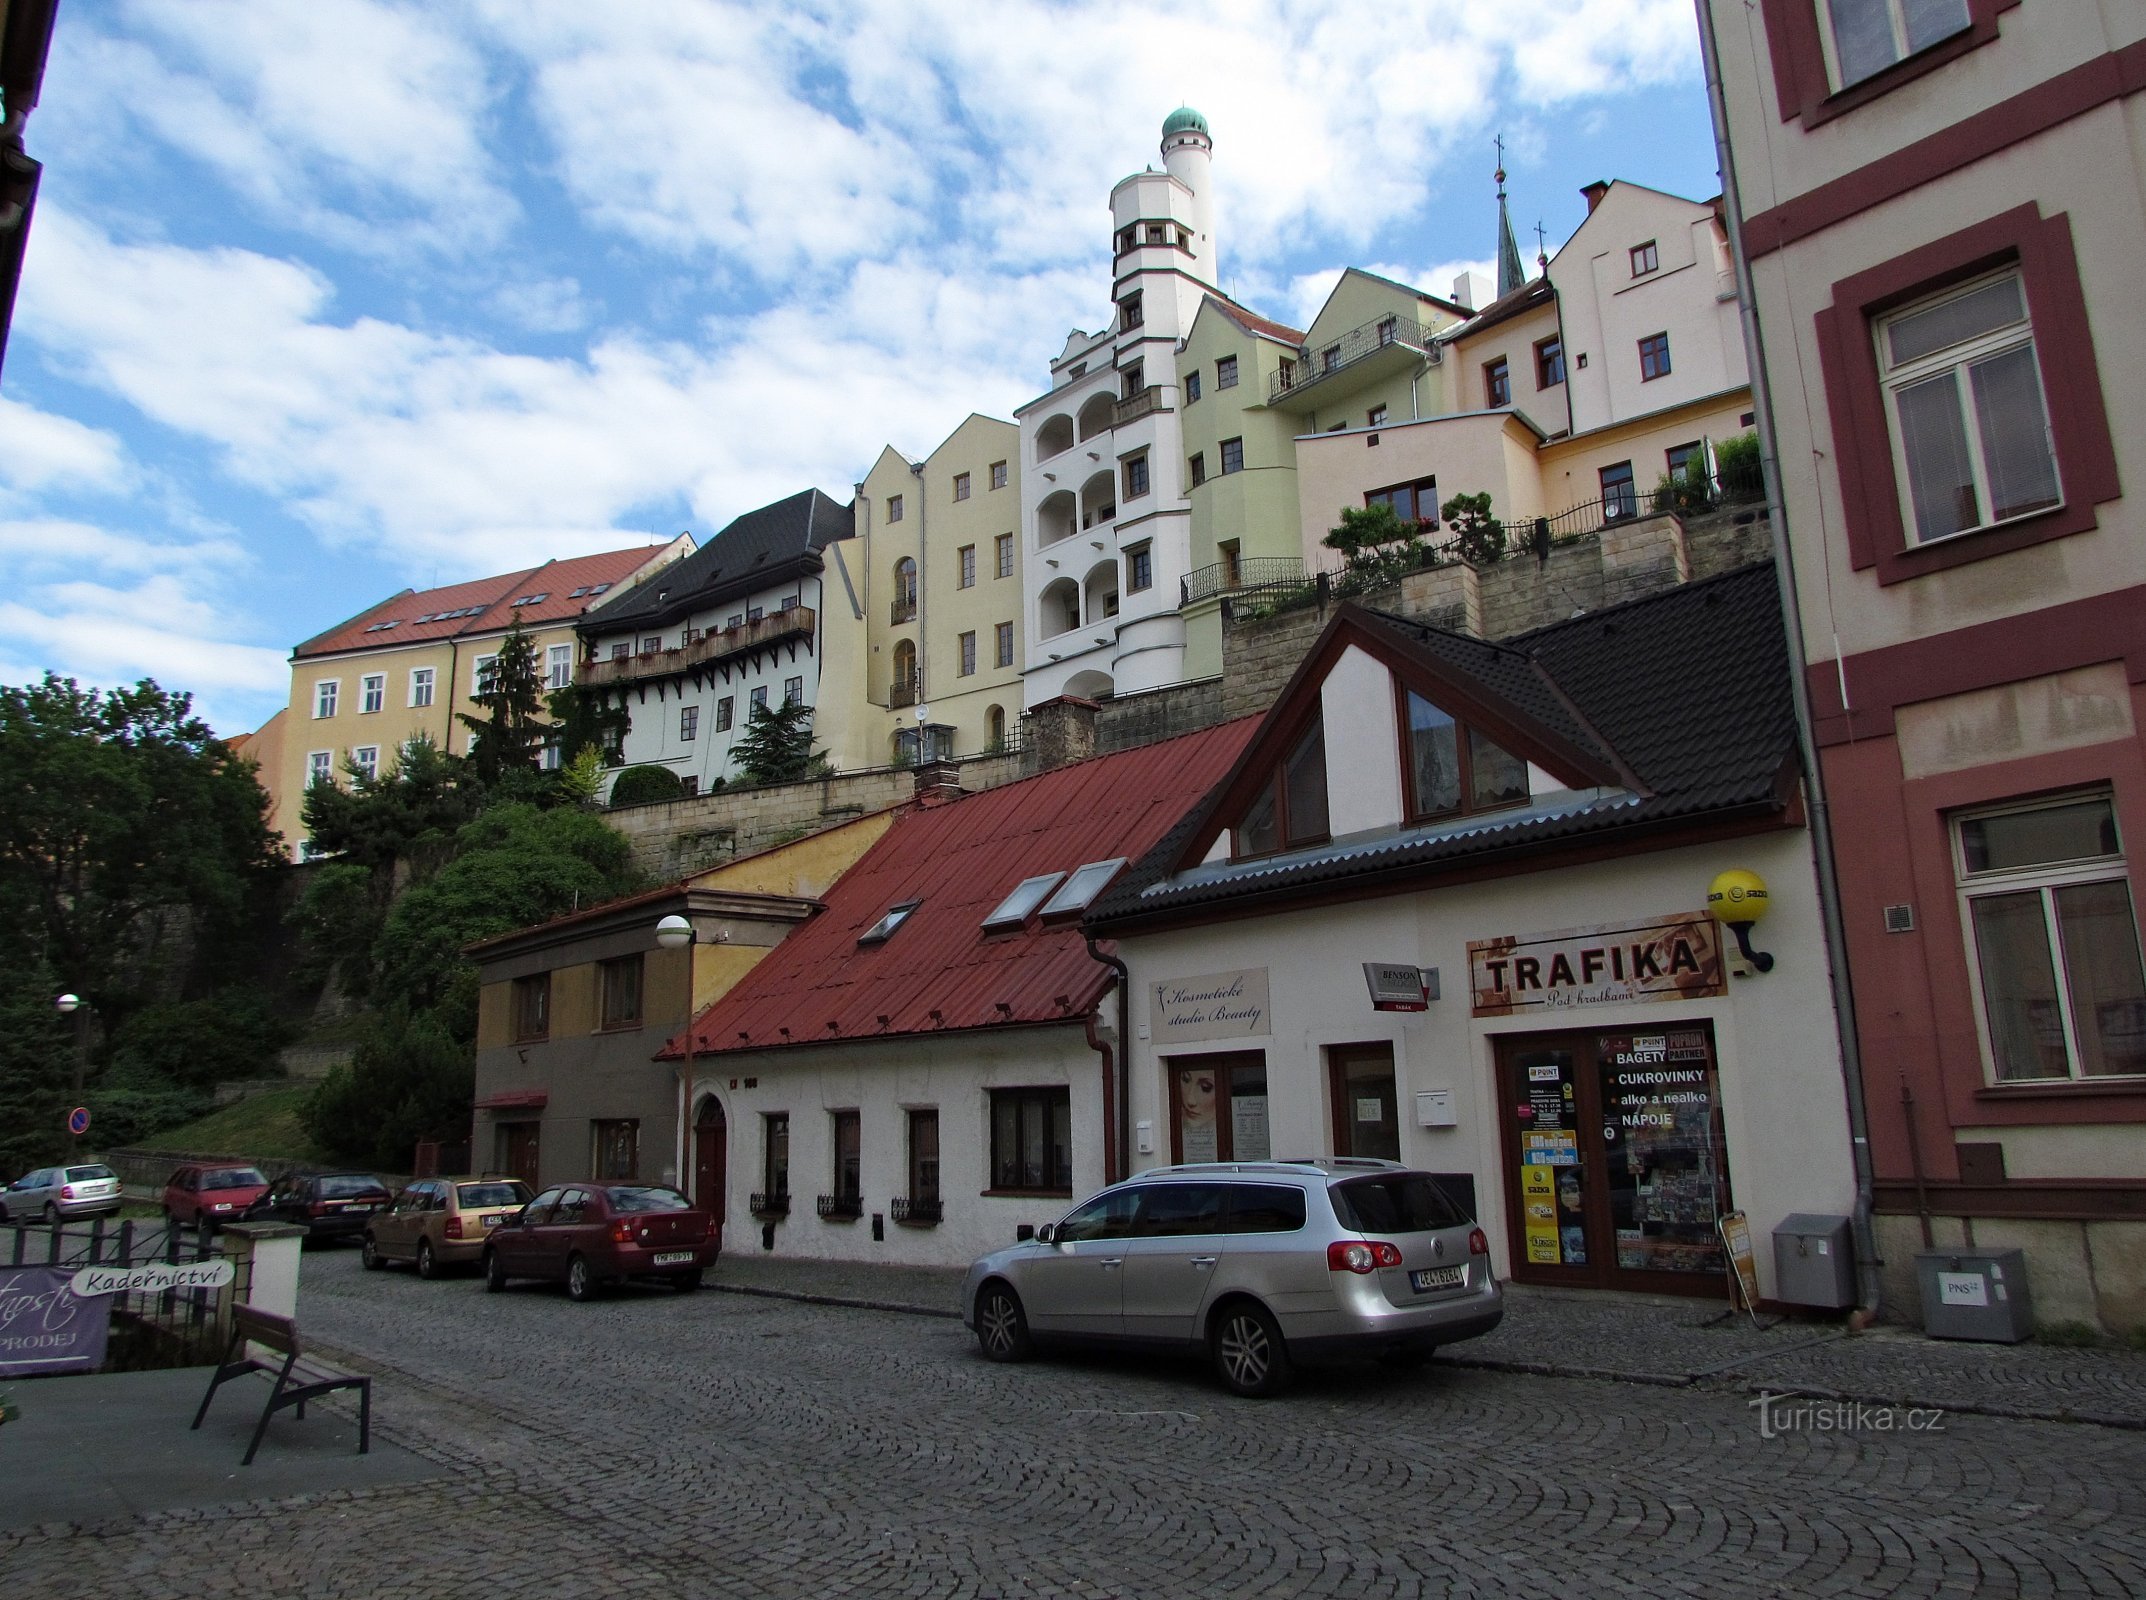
[1468,914,1725,1016]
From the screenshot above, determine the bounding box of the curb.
[709,1281,961,1321]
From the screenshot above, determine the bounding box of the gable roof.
[1086,562,1799,934]
[294,544,683,660]
[1197,292,1305,347]
[663,718,1260,1059]
[585,488,854,635]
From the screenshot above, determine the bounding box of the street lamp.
[54,993,87,1149]
[654,915,701,1209]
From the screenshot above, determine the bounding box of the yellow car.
[362,1177,533,1278]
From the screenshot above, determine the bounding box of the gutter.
[1085,935,1132,1184]
[1696,0,1882,1320]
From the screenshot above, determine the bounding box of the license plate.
[483,1214,502,1228]
[1410,1266,1465,1292]
[652,1250,695,1266]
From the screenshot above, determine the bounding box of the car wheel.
[566,1254,598,1303]
[484,1249,507,1293]
[416,1239,439,1280]
[1212,1301,1292,1398]
[672,1268,703,1293]
[974,1282,1033,1363]
[42,1202,60,1226]
[361,1233,384,1271]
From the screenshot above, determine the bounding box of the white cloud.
[0,517,246,577]
[491,277,593,334]
[0,399,132,494]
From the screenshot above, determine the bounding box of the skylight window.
[1040,859,1127,918]
[570,587,588,598]
[589,583,610,595]
[859,900,921,945]
[983,873,1067,932]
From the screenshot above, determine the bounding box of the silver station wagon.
[962,1159,1502,1396]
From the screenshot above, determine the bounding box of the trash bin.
[1914,1248,2033,1342]
[1773,1213,1855,1308]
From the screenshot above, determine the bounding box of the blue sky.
[0,0,1722,736]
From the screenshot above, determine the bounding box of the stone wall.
[1096,676,1229,752]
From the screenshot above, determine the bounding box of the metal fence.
[5,1216,238,1363]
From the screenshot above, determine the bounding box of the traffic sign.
[67,1106,90,1136]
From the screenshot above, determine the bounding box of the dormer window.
[1232,717,1330,860]
[1402,689,1529,823]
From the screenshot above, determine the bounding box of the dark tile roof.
[585,488,854,633]
[1085,562,1798,933]
[1448,276,1554,339]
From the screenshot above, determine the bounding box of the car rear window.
[66,1165,115,1182]
[1223,1184,1307,1234]
[319,1175,384,1197]
[204,1168,267,1190]
[1330,1175,1468,1234]
[456,1182,530,1208]
[605,1185,690,1214]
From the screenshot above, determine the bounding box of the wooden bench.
[191,1304,372,1466]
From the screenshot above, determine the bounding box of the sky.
[0,0,1723,737]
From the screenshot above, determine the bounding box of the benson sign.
[1469,914,1725,1017]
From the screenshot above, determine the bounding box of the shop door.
[497,1122,540,1190]
[1494,1026,1733,1295]
[694,1098,727,1230]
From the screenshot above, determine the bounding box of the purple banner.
[0,1266,112,1374]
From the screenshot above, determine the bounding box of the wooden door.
[499,1122,540,1190]
[694,1098,727,1230]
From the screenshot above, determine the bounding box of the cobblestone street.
[5,1249,2144,1598]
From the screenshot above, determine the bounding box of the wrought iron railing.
[889,679,918,709]
[1268,314,1438,404]
[816,1193,863,1220]
[1181,554,1306,608]
[5,1216,234,1362]
[749,1191,790,1216]
[890,1196,942,1224]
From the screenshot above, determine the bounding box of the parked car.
[481,1183,718,1301]
[364,1176,534,1278]
[162,1162,272,1230]
[246,1172,393,1246]
[0,1162,123,1223]
[961,1159,1504,1397]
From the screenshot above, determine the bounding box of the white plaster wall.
[1115,826,1856,1301]
[707,1025,1109,1268]
[1322,646,1404,837]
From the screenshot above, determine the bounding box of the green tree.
[0,674,281,1022]
[300,733,479,879]
[1440,491,1507,565]
[303,1006,474,1168]
[456,617,554,784]
[0,952,76,1171]
[104,989,295,1091]
[547,680,627,769]
[1322,500,1416,562]
[730,698,829,786]
[608,764,683,807]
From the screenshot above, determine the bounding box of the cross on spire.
[1494,134,1525,298]
[1534,220,1550,274]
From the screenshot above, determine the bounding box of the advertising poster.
[0,1266,113,1375]
[1176,1066,1219,1163]
[1599,1031,1729,1275]
[1520,1163,1560,1265]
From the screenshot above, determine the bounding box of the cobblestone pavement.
[5,1250,2144,1599]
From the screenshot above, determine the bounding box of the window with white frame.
[409,666,435,708]
[473,655,497,696]
[360,674,385,714]
[547,644,572,690]
[1821,0,1970,91]
[351,745,379,781]
[1956,791,2146,1083]
[307,750,333,787]
[313,680,339,719]
[1877,269,2060,546]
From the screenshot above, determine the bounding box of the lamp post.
[54,993,87,1148]
[654,914,700,1208]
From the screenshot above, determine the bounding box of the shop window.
[762,1112,789,1201]
[1328,1044,1399,1162]
[1877,270,2058,546]
[1401,688,1529,825]
[989,1087,1071,1193]
[1168,1053,1270,1163]
[1956,792,2146,1082]
[1366,476,1438,528]
[1230,715,1330,860]
[512,973,550,1042]
[599,953,643,1030]
[1536,335,1565,389]
[592,1120,638,1181]
[1484,357,1510,408]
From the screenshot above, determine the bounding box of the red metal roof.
[473,1089,549,1110]
[295,544,682,659]
[664,719,1260,1059]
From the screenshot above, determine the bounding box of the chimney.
[1581,180,1610,214]
[1450,270,1492,312]
[913,759,965,807]
[1025,695,1098,772]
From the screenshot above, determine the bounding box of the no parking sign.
[66,1107,89,1136]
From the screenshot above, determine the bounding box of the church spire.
[1495,136,1526,299]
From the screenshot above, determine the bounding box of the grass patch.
[149,1085,323,1163]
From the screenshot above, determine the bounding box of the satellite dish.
[915,705,930,723]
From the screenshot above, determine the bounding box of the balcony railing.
[1114,385,1167,426]
[816,1193,863,1221]
[1268,315,1437,405]
[890,596,917,626]
[578,606,815,689]
[890,1196,942,1225]
[1181,554,1306,608]
[889,678,918,709]
[749,1191,791,1216]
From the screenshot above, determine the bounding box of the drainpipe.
[1697,0,1881,1319]
[1086,935,1132,1184]
[910,461,929,737]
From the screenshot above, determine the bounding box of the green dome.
[1161,106,1209,139]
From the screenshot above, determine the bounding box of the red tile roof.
[663,719,1261,1059]
[294,543,685,659]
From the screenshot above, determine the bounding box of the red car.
[163,1162,272,1229]
[481,1183,718,1301]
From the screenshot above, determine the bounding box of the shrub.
[608,764,684,807]
[1715,431,1764,501]
[1440,492,1507,565]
